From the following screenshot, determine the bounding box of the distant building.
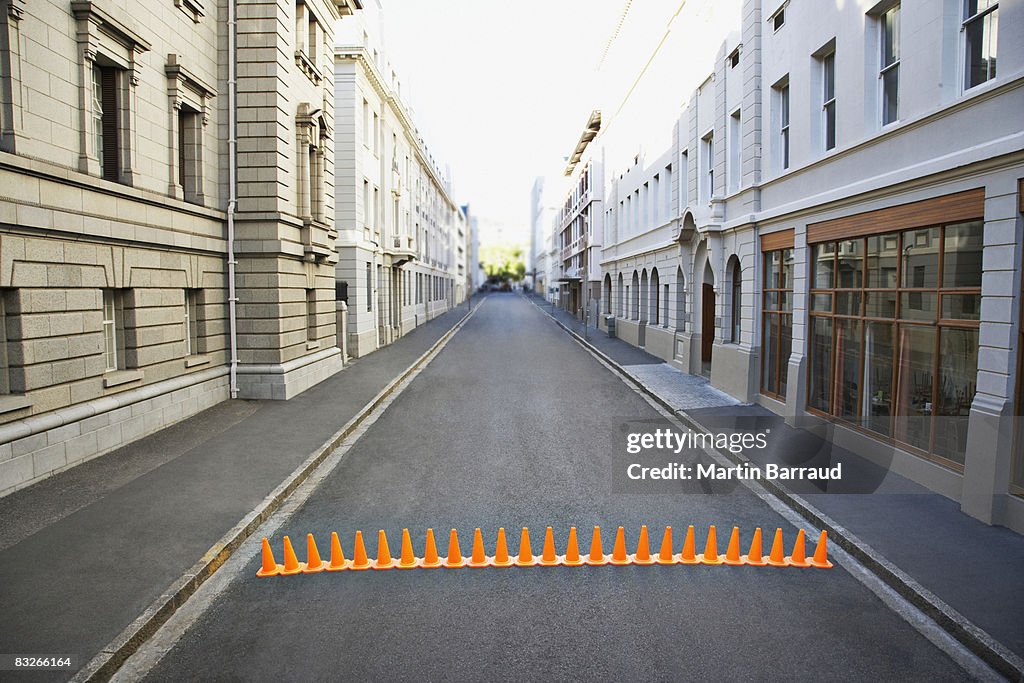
[333,3,466,358]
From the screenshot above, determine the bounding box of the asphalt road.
[144,294,971,681]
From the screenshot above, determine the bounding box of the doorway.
[701,282,715,376]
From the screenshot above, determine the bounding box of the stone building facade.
[0,0,359,496]
[594,0,1024,532]
[333,5,466,359]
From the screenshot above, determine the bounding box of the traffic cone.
[610,526,630,565]
[256,537,281,577]
[350,530,371,570]
[327,531,349,571]
[280,535,303,575]
[742,527,767,566]
[698,525,722,565]
[468,528,489,568]
[303,533,326,573]
[585,526,608,566]
[395,529,417,569]
[767,528,788,567]
[539,527,559,566]
[655,526,676,565]
[491,527,514,567]
[809,530,833,568]
[633,525,655,565]
[788,529,812,568]
[562,526,584,566]
[723,527,743,566]
[445,528,467,568]
[679,525,699,565]
[515,527,534,567]
[420,528,442,568]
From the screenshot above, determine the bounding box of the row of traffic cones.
[257,525,833,577]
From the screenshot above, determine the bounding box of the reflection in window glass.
[894,325,935,453]
[836,319,863,419]
[814,243,834,289]
[809,317,833,412]
[933,327,977,464]
[863,322,895,437]
[902,227,940,288]
[837,240,863,288]
[943,221,983,288]
[866,234,899,288]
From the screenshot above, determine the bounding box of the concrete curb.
[72,302,480,683]
[527,295,1024,682]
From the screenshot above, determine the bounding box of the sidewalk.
[531,294,1024,677]
[0,303,472,682]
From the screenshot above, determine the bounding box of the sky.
[375,0,628,246]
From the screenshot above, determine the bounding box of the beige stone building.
[0,0,360,496]
[333,4,467,359]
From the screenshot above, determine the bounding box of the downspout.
[226,0,239,398]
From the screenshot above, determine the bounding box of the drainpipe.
[226,0,239,398]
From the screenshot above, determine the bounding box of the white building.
[333,2,466,358]
[591,0,1024,532]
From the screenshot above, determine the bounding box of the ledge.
[103,369,145,388]
[0,395,32,415]
[185,354,212,368]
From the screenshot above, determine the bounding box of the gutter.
[226,0,239,398]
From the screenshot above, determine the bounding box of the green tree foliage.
[481,243,527,282]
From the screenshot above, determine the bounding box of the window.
[881,5,900,124]
[728,110,741,192]
[808,220,983,468]
[373,112,380,156]
[362,100,370,145]
[102,289,125,371]
[729,48,740,69]
[762,247,793,399]
[306,289,317,342]
[675,267,686,331]
[663,164,672,218]
[617,273,624,317]
[778,82,790,169]
[662,284,670,328]
[679,151,689,207]
[822,51,836,151]
[178,106,202,203]
[0,291,9,394]
[94,64,120,182]
[963,0,998,89]
[184,289,200,356]
[363,180,370,238]
[728,258,742,343]
[650,269,660,325]
[701,132,714,202]
[773,6,786,31]
[365,263,373,312]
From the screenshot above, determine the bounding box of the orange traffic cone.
[633,525,655,565]
[656,526,676,565]
[679,525,699,565]
[468,528,489,568]
[256,537,281,577]
[610,526,630,565]
[698,525,722,565]
[350,530,371,570]
[539,527,559,566]
[585,526,608,566]
[420,528,442,568]
[373,530,396,570]
[280,535,303,575]
[809,530,833,568]
[767,528,788,567]
[562,526,584,566]
[723,527,743,566]
[445,528,467,568]
[787,529,812,568]
[491,527,514,567]
[303,533,326,573]
[515,527,534,567]
[327,531,349,571]
[396,528,418,570]
[742,527,767,566]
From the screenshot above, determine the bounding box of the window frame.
[822,51,836,151]
[962,0,998,91]
[779,82,790,170]
[880,4,901,125]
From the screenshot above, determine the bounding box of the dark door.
[701,283,715,364]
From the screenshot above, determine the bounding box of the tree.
[480,244,526,282]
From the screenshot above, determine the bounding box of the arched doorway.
[701,260,715,376]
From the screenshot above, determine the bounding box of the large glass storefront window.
[761,248,793,400]
[808,220,982,469]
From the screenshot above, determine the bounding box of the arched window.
[729,256,742,343]
[603,274,612,314]
[650,268,660,325]
[617,273,625,317]
[675,266,686,331]
[639,270,649,323]
[631,271,640,320]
